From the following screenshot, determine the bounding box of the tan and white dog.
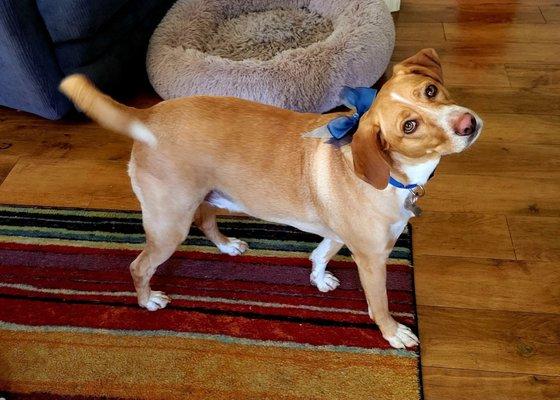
[60,48,482,349]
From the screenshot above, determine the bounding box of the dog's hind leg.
[194,202,248,256]
[309,238,344,292]
[129,165,205,310]
[130,200,199,310]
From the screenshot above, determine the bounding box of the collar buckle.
[409,185,425,200]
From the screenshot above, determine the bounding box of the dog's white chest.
[390,189,415,240]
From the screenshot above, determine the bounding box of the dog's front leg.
[309,238,344,292]
[353,251,419,349]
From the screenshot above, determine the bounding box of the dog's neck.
[338,144,440,188]
[390,153,440,186]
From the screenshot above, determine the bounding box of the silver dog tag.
[404,185,425,217]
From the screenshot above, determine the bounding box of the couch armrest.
[0,0,71,119]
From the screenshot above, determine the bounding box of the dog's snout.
[454,113,477,136]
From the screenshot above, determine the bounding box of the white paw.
[384,323,419,349]
[217,237,248,256]
[144,291,170,311]
[310,271,340,292]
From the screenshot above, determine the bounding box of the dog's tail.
[59,74,157,147]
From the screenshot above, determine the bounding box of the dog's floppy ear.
[350,117,391,190]
[393,48,443,84]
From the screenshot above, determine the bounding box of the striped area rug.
[0,205,422,400]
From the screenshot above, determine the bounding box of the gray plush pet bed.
[147,0,394,113]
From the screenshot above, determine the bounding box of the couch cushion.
[36,0,129,43]
[52,0,170,73]
[0,0,70,119]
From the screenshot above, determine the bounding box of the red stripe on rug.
[0,248,413,293]
[0,287,374,326]
[0,264,415,312]
[0,241,411,270]
[0,296,397,349]
[0,285,415,326]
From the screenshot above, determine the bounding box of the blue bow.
[327,87,377,140]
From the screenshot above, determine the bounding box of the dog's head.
[351,48,483,189]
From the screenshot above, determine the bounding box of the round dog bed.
[147,0,394,113]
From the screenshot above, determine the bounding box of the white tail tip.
[130,121,157,147]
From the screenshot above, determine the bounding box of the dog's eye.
[425,84,438,98]
[403,120,418,134]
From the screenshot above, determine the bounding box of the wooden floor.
[1,0,559,398]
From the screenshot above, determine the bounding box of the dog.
[60,48,482,349]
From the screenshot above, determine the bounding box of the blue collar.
[389,169,437,190]
[389,177,419,190]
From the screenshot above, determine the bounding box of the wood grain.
[508,216,560,261]
[0,124,132,161]
[397,4,546,24]
[436,142,560,180]
[478,113,560,145]
[540,5,560,23]
[422,367,560,400]
[506,64,560,91]
[411,212,515,259]
[415,255,560,314]
[386,61,510,87]
[442,62,510,87]
[88,195,140,211]
[444,23,560,43]
[0,155,18,185]
[0,158,130,208]
[448,86,560,116]
[393,41,560,64]
[401,0,560,6]
[418,306,560,376]
[395,23,445,42]
[420,173,560,217]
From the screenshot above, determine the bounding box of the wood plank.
[436,142,560,180]
[478,113,560,145]
[444,23,560,43]
[398,4,546,24]
[395,23,445,41]
[508,216,560,261]
[441,62,510,87]
[448,86,560,116]
[402,0,560,6]
[393,41,560,65]
[420,174,560,217]
[0,155,18,186]
[0,106,53,124]
[540,5,560,23]
[411,212,515,259]
[506,64,560,91]
[385,61,510,87]
[418,306,560,376]
[423,367,560,400]
[0,124,131,161]
[0,157,130,208]
[0,191,92,208]
[88,195,140,211]
[415,255,560,313]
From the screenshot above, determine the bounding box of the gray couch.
[0,0,174,119]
